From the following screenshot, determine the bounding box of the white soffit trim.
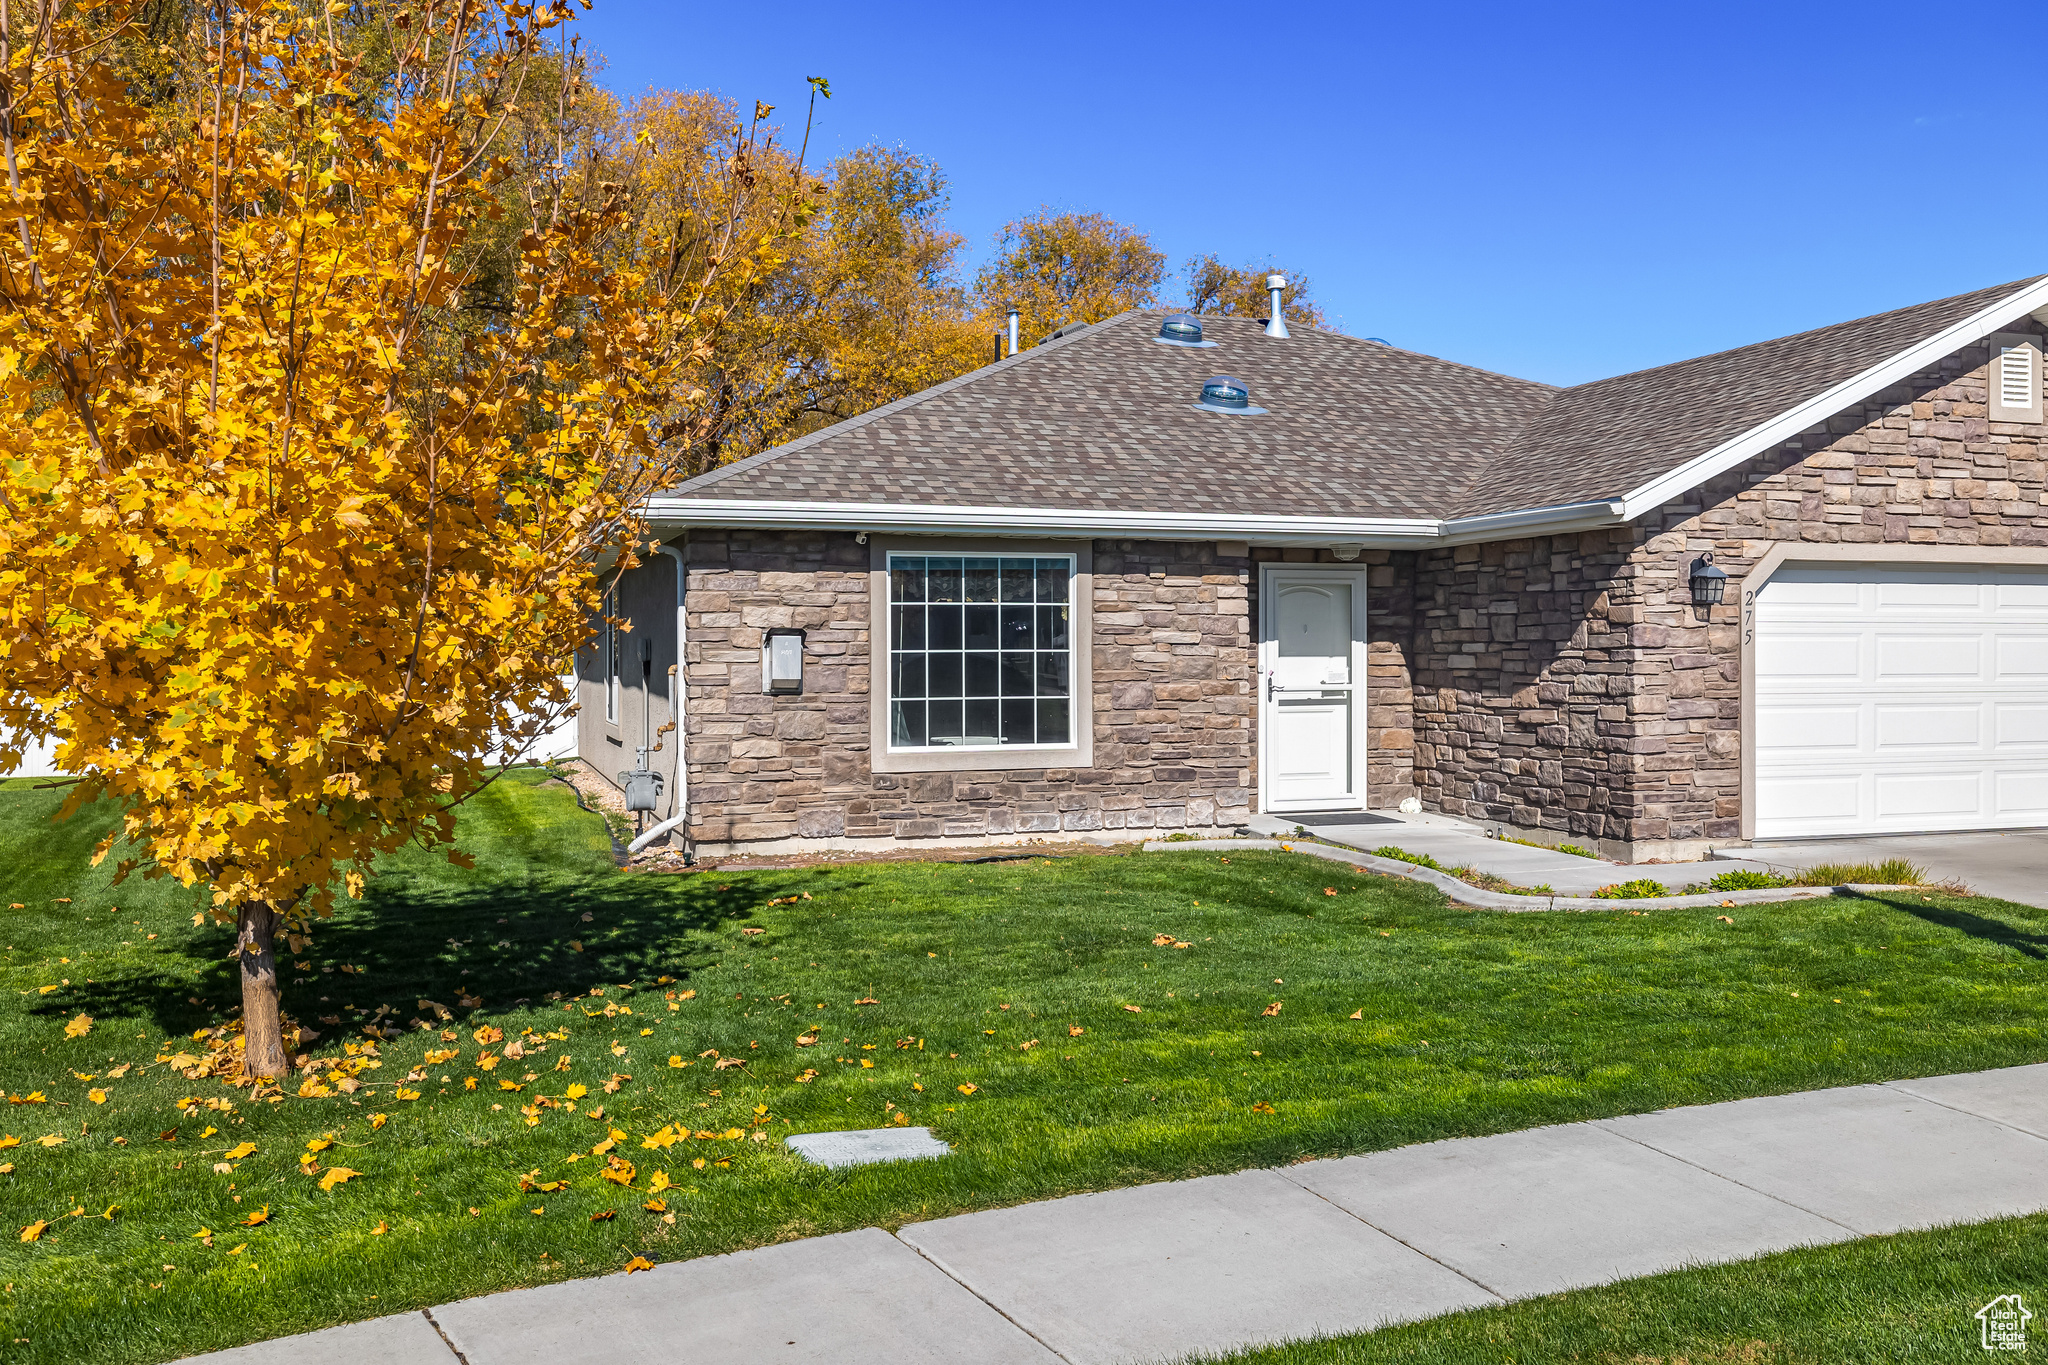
[640,496,1629,547]
[643,497,1439,546]
[1618,275,2048,520]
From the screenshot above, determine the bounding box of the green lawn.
[1189,1212,2048,1364]
[0,770,2043,1364]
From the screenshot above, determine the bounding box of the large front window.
[888,553,1073,749]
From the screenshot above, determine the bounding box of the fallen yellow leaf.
[35,1135,64,1147]
[625,1254,656,1273]
[370,1113,388,1130]
[88,1089,107,1105]
[957,1083,977,1095]
[317,1167,360,1192]
[63,1013,93,1038]
[20,1220,47,1242]
[241,1206,269,1227]
[224,1142,257,1160]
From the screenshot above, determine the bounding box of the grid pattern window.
[888,554,1073,749]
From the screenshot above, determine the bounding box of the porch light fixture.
[1193,374,1267,416]
[1156,315,1218,348]
[1688,552,1727,620]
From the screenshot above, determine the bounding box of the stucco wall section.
[678,531,1253,848]
[1409,334,2048,855]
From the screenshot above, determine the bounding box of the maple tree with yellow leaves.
[0,0,811,1074]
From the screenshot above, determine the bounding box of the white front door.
[1261,568,1366,811]
[1754,564,2048,837]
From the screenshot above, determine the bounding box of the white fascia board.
[639,497,1443,547]
[1437,499,1626,546]
[1618,276,2048,520]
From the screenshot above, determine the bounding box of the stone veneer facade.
[676,531,1256,850]
[1399,335,2048,857]
[596,337,2048,858]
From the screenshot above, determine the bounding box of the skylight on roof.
[1192,374,1266,416]
[1155,315,1218,348]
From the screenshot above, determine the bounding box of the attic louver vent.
[2001,345,2035,410]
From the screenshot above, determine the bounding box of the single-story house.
[580,275,2048,861]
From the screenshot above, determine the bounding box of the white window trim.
[867,536,1093,773]
[1987,332,2043,424]
[604,582,621,726]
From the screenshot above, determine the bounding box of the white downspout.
[630,540,688,857]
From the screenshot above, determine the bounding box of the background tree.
[626,97,984,473]
[1182,253,1329,329]
[970,208,1165,346]
[0,0,808,1076]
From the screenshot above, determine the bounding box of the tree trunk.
[236,900,289,1079]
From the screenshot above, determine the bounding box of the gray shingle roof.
[671,278,2045,522]
[1455,276,2044,514]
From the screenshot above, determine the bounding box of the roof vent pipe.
[1007,307,1019,357]
[1264,275,1290,339]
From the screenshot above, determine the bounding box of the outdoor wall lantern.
[1688,552,1727,621]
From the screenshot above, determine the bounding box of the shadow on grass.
[1861,891,2048,961]
[38,867,864,1035]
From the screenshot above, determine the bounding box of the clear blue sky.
[570,1,2047,388]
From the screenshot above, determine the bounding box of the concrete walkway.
[1250,811,1782,896]
[184,1064,2048,1365]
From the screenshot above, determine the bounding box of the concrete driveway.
[1746,830,2048,909]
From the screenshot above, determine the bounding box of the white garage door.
[1754,564,2048,838]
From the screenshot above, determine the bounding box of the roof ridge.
[672,310,1150,495]
[1560,275,2047,395]
[1135,307,1562,395]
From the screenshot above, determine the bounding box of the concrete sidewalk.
[184,1063,2048,1365]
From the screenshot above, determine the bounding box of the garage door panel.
[1876,580,1981,609]
[1757,704,1860,752]
[1996,636,2048,678]
[1755,773,1861,824]
[1995,771,2048,816]
[1764,578,1862,609]
[1873,771,1985,820]
[1757,632,1862,680]
[1996,704,2048,747]
[1875,635,1980,679]
[1996,582,2048,609]
[1873,703,1982,751]
[1756,565,2048,838]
